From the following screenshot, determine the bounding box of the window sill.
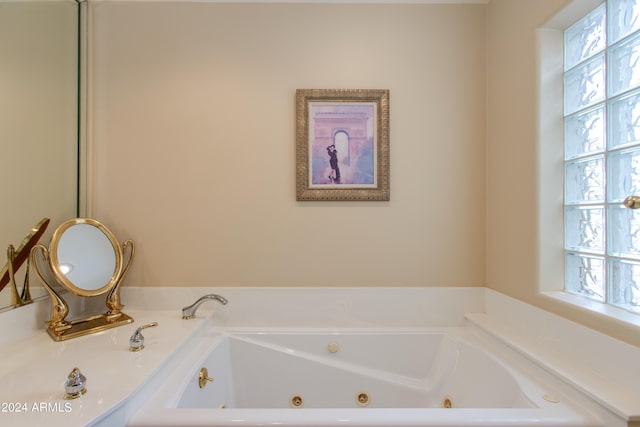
[540,290,640,329]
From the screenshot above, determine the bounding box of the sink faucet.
[129,322,159,351]
[182,294,228,319]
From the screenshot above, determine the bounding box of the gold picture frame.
[296,89,390,201]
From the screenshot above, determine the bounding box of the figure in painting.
[327,144,341,183]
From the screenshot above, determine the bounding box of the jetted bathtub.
[128,328,600,427]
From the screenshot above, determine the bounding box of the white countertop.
[0,308,209,427]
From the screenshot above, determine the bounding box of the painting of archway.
[308,102,376,186]
[296,89,390,201]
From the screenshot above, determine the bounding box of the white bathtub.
[128,327,600,427]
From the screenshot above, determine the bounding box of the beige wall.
[87,2,487,287]
[82,0,640,345]
[486,0,567,300]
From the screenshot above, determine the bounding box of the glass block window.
[564,0,640,312]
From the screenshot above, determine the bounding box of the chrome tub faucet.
[182,294,228,319]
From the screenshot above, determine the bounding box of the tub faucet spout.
[182,294,228,320]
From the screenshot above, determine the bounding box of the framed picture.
[295,89,389,201]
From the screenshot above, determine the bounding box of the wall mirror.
[31,218,135,341]
[0,0,80,311]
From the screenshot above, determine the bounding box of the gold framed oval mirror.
[30,218,135,341]
[49,218,123,297]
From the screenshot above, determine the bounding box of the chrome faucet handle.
[128,322,159,352]
[64,367,87,400]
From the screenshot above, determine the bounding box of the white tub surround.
[469,291,640,427]
[120,286,487,328]
[0,287,638,427]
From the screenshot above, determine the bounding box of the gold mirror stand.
[105,239,134,317]
[30,239,135,342]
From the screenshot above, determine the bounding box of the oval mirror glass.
[50,219,123,296]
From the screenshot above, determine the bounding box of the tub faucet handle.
[129,322,158,352]
[64,367,87,400]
